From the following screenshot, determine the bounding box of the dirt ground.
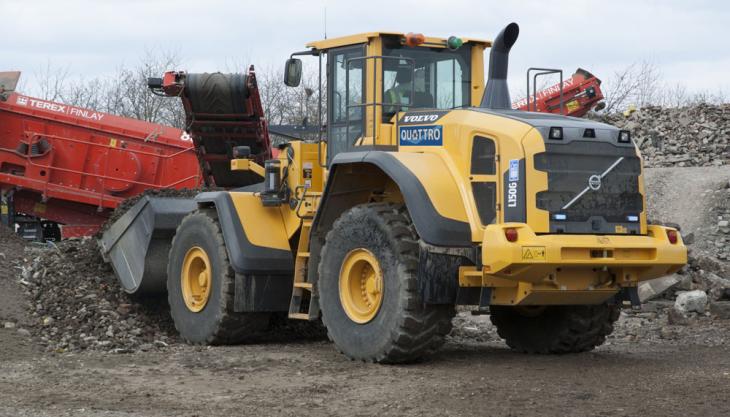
[1,323,729,417]
[1,166,729,417]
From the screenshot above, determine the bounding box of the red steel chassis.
[0,73,202,237]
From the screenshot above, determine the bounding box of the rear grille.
[534,141,643,234]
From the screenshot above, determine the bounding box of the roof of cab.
[306,32,491,51]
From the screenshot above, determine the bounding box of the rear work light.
[505,228,519,242]
[666,229,678,244]
[549,126,563,140]
[618,130,631,143]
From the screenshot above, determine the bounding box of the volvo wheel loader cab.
[113,22,686,363]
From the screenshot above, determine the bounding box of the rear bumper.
[458,223,687,306]
[480,223,686,282]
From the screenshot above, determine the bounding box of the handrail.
[526,67,564,114]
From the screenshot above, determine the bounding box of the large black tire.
[167,208,269,345]
[490,304,620,354]
[318,203,455,364]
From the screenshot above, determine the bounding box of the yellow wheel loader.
[101,23,686,363]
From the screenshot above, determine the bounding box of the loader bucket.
[98,196,197,295]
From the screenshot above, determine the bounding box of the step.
[293,282,313,289]
[288,313,312,320]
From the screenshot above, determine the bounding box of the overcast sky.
[4,0,729,98]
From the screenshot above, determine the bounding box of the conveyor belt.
[152,66,273,188]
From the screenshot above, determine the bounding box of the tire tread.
[168,208,268,345]
[319,203,454,364]
[490,304,620,354]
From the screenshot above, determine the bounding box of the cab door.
[326,45,366,165]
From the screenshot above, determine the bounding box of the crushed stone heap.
[23,238,177,353]
[596,104,730,168]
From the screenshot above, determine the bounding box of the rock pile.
[18,236,326,353]
[597,104,730,168]
[705,179,730,261]
[638,175,730,322]
[22,238,178,353]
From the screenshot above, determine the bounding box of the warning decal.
[521,246,546,261]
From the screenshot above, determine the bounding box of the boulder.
[674,290,708,314]
[638,274,681,302]
[710,301,730,319]
[700,272,730,301]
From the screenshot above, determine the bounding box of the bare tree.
[686,89,727,106]
[103,49,185,127]
[256,64,289,124]
[28,50,185,128]
[34,60,71,102]
[255,62,324,129]
[64,77,104,111]
[659,82,690,107]
[27,52,326,133]
[601,61,663,113]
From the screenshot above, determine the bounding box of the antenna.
[324,6,327,39]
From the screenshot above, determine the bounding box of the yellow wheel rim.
[339,248,384,324]
[181,246,212,313]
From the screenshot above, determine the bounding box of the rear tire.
[318,203,455,364]
[490,304,620,354]
[167,208,269,345]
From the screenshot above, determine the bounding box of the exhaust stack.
[480,22,520,110]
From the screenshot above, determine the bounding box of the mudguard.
[195,191,294,275]
[313,151,472,247]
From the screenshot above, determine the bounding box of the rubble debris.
[639,274,681,302]
[674,290,709,315]
[709,301,730,320]
[16,236,325,353]
[451,302,730,348]
[596,104,730,168]
[22,238,179,353]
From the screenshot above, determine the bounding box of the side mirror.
[284,58,302,87]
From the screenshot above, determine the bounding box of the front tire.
[318,203,454,363]
[490,304,620,354]
[167,208,269,345]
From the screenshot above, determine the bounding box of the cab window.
[382,44,471,119]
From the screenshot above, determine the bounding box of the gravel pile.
[18,235,325,353]
[642,178,730,315]
[704,178,730,261]
[22,238,178,353]
[685,180,729,298]
[597,104,730,167]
